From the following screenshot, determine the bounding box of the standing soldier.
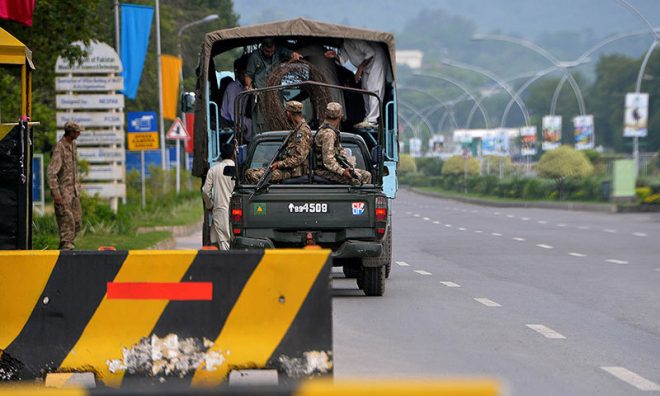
[245,101,312,183]
[314,102,371,185]
[47,121,83,250]
[202,143,235,250]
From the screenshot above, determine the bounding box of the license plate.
[288,203,328,213]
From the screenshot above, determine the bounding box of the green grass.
[415,186,613,207]
[33,231,172,250]
[133,198,203,228]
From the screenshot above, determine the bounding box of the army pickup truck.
[227,121,391,296]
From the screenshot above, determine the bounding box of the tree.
[537,145,593,179]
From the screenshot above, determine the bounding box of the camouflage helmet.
[325,102,343,119]
[285,100,303,114]
[63,121,83,134]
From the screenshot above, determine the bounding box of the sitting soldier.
[314,102,372,185]
[245,100,312,183]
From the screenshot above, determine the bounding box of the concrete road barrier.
[0,250,332,387]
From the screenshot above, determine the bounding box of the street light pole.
[177,14,219,173]
[155,0,166,170]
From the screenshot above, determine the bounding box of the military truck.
[191,19,400,295]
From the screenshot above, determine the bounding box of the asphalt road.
[332,189,660,395]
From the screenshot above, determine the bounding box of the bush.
[643,193,660,204]
[442,156,480,176]
[536,145,594,179]
[398,154,417,175]
[415,157,443,176]
[636,187,652,201]
[481,156,513,176]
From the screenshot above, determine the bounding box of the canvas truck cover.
[192,18,396,177]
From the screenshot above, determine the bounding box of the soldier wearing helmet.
[314,102,372,185]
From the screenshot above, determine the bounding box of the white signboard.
[83,183,126,199]
[453,129,474,144]
[428,134,445,155]
[57,112,124,127]
[55,41,123,74]
[86,165,124,181]
[57,130,125,146]
[166,118,189,140]
[409,138,422,158]
[56,94,124,109]
[623,93,649,138]
[78,147,125,163]
[56,76,124,91]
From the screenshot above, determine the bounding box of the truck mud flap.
[0,249,332,387]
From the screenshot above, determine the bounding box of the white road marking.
[405,211,412,215]
[413,214,420,217]
[440,281,461,288]
[655,268,660,272]
[506,214,515,218]
[396,261,410,267]
[606,259,629,265]
[433,221,440,224]
[474,230,483,233]
[536,244,553,249]
[423,217,430,221]
[578,225,590,230]
[557,223,567,227]
[445,224,452,228]
[633,232,647,237]
[494,212,501,215]
[526,324,566,339]
[474,298,501,307]
[569,252,587,257]
[603,229,617,233]
[491,232,502,237]
[461,209,468,213]
[601,366,660,391]
[471,210,478,213]
[537,220,548,224]
[521,217,530,221]
[513,237,526,241]
[458,227,467,231]
[415,270,432,276]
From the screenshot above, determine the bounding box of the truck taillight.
[375,196,387,222]
[231,208,243,223]
[230,197,242,236]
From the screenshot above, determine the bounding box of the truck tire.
[360,266,385,296]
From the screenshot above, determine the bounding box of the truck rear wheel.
[360,266,385,296]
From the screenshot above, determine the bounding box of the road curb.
[409,187,622,213]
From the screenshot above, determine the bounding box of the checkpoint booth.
[0,27,36,249]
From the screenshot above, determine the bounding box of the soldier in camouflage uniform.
[47,121,83,250]
[314,102,372,185]
[245,101,312,183]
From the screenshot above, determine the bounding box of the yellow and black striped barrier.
[0,249,332,387]
[0,379,500,395]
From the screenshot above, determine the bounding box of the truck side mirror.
[181,92,196,113]
[223,165,235,176]
[237,144,248,165]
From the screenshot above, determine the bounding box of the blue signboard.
[32,156,42,201]
[125,147,177,177]
[127,111,158,132]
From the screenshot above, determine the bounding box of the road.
[333,189,660,395]
[174,190,659,395]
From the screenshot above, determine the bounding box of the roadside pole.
[166,118,189,195]
[176,139,180,194]
[141,150,146,208]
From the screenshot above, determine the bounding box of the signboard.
[56,94,125,109]
[57,130,124,146]
[86,165,124,181]
[56,76,124,91]
[128,111,158,132]
[623,93,649,138]
[78,147,125,163]
[574,115,595,150]
[32,154,44,215]
[520,126,537,156]
[83,183,126,199]
[542,115,562,151]
[166,118,189,140]
[55,41,123,74]
[481,129,510,156]
[409,138,422,158]
[453,130,474,144]
[428,135,445,155]
[57,112,124,127]
[128,132,160,151]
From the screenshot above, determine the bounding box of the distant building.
[396,50,424,70]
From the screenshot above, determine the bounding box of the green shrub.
[415,157,443,176]
[398,154,417,175]
[636,187,652,201]
[481,155,513,176]
[643,193,660,204]
[536,145,594,179]
[442,156,480,176]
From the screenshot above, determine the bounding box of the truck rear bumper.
[232,237,382,260]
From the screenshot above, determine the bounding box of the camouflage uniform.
[245,101,312,183]
[47,122,83,250]
[314,103,372,185]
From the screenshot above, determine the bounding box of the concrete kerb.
[409,187,620,214]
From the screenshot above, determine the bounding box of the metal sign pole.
[141,150,146,208]
[176,139,181,194]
